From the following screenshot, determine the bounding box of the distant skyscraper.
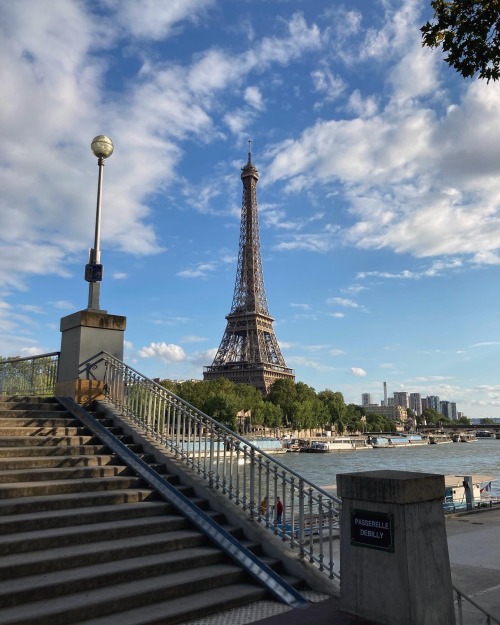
[383,381,388,406]
[450,402,457,420]
[393,392,409,409]
[409,393,422,416]
[427,396,440,412]
[362,393,373,407]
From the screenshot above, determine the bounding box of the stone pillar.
[55,310,126,404]
[337,470,455,625]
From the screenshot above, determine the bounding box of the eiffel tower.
[203,146,295,393]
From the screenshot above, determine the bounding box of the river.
[270,438,500,497]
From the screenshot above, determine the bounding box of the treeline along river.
[271,438,500,497]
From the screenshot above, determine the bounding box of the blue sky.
[1,0,500,418]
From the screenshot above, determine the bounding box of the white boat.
[299,438,356,452]
[452,431,477,443]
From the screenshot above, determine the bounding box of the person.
[260,496,268,516]
[276,496,283,524]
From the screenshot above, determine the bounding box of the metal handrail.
[454,584,500,625]
[0,352,60,396]
[92,350,342,582]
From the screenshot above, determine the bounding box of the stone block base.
[54,379,105,405]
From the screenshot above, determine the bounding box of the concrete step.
[0,488,162,516]
[0,435,104,447]
[0,562,253,625]
[0,426,89,436]
[0,546,228,608]
[0,402,66,411]
[0,442,144,456]
[0,500,173,534]
[72,584,268,625]
[0,529,210,580]
[0,465,134,483]
[0,455,119,470]
[0,415,77,424]
[0,475,147,499]
[0,445,112,457]
[0,514,192,556]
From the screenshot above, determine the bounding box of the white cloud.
[244,86,264,110]
[327,297,360,308]
[138,342,186,361]
[52,300,75,310]
[330,349,346,356]
[176,263,217,279]
[357,259,463,281]
[350,367,367,377]
[287,356,337,372]
[311,68,345,103]
[106,0,215,40]
[181,335,207,343]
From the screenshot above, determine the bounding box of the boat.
[299,438,356,452]
[369,434,427,448]
[444,475,497,512]
[245,437,287,453]
[428,433,452,444]
[476,430,493,438]
[452,431,477,443]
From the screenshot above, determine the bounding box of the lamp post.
[86,135,113,311]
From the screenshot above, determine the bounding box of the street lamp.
[86,135,114,311]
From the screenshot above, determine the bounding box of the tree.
[481,417,495,424]
[267,379,297,425]
[421,1,500,82]
[317,390,348,425]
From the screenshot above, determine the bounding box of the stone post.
[54,310,126,404]
[337,470,455,625]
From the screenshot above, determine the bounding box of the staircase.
[0,396,302,625]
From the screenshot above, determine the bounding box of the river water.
[270,439,500,497]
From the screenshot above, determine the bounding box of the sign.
[85,264,103,283]
[351,509,394,552]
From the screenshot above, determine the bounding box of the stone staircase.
[0,396,301,625]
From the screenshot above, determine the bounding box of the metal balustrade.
[454,585,500,625]
[92,350,342,582]
[0,352,59,396]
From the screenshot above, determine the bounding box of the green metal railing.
[0,352,59,396]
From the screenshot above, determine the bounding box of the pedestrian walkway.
[446,506,500,621]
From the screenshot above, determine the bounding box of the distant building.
[409,392,422,416]
[393,392,409,409]
[450,403,457,420]
[364,404,407,422]
[362,393,373,407]
[426,396,440,412]
[440,401,451,419]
